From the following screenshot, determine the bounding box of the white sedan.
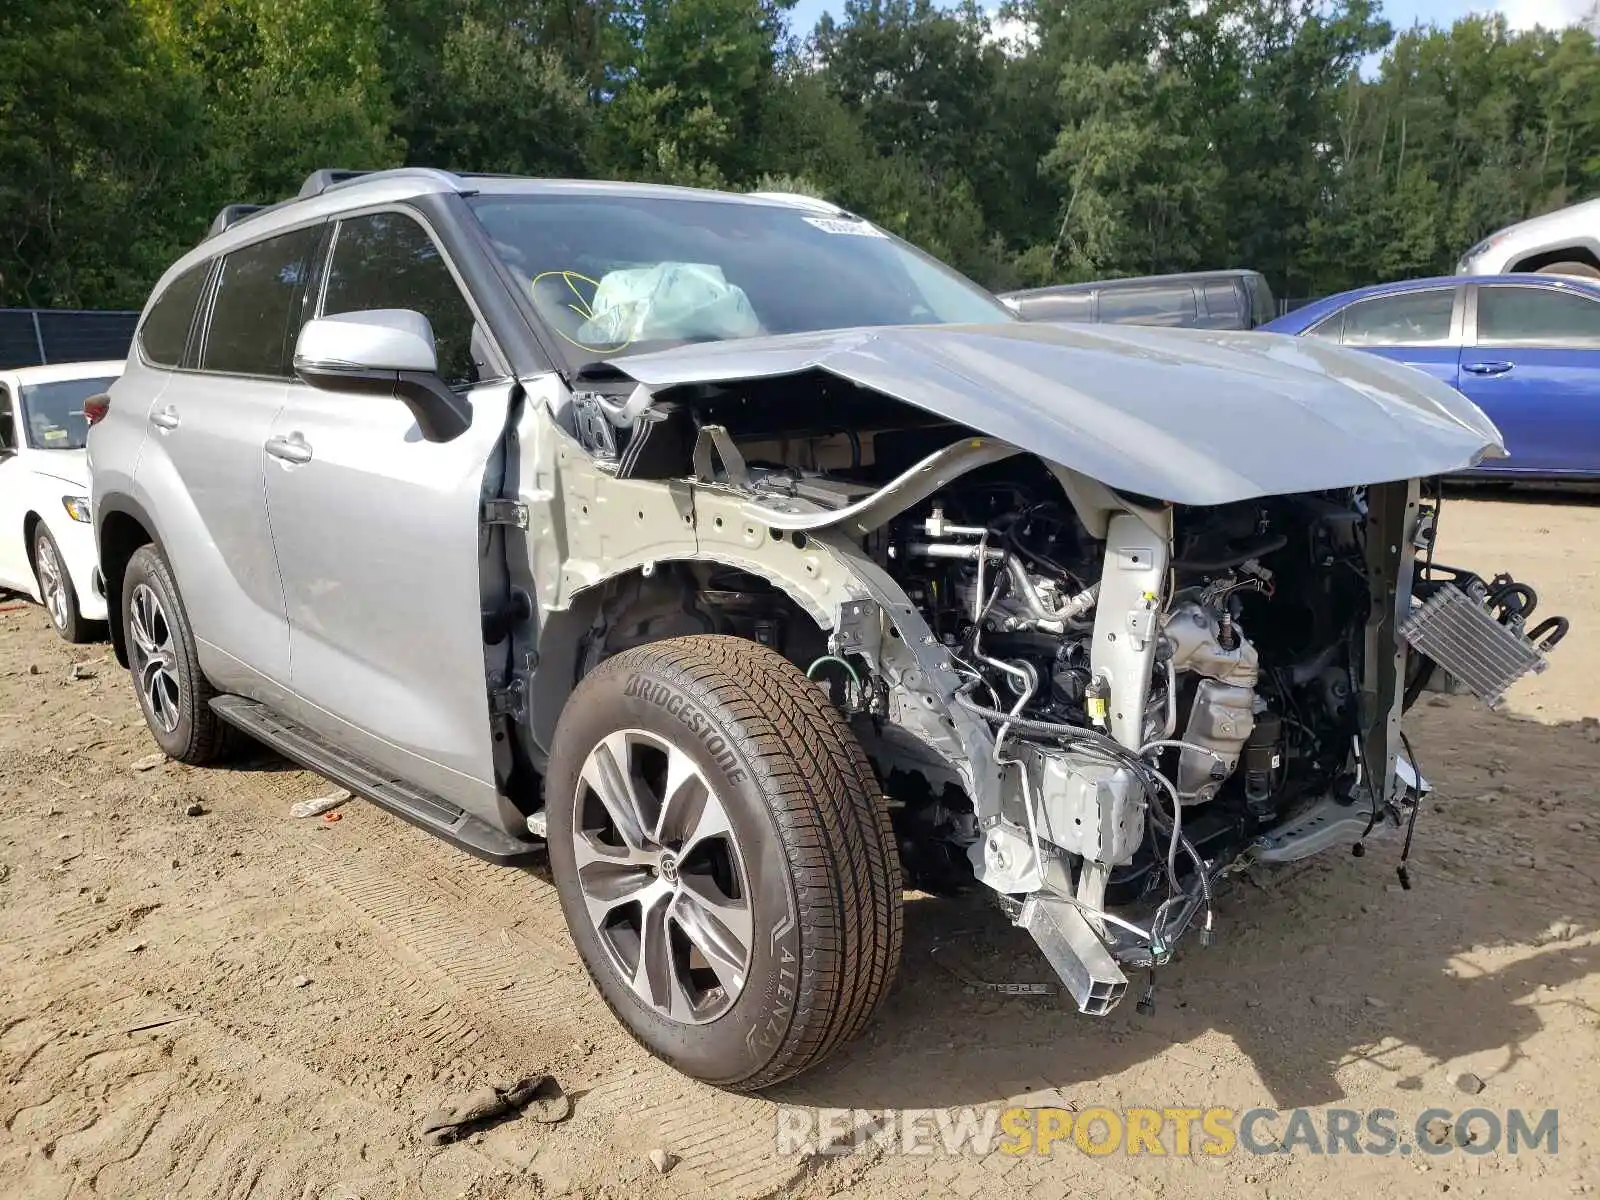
[0,361,123,641]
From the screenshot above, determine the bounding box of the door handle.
[149,406,180,431]
[264,433,313,465]
[1463,361,1514,377]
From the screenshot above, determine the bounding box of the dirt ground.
[2,492,1598,1200]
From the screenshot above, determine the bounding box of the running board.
[1017,894,1128,1016]
[210,696,541,865]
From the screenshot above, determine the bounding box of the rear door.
[137,224,324,700]
[1304,285,1464,389]
[1458,282,1600,477]
[262,208,515,814]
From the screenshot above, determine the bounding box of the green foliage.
[4,1,1599,311]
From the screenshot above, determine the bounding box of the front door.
[0,383,29,592]
[262,208,513,816]
[1458,282,1600,477]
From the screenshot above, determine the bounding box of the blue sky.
[785,0,1594,38]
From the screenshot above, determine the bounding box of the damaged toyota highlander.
[89,169,1568,1090]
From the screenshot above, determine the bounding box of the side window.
[1201,282,1245,328]
[1305,309,1344,341]
[1098,284,1198,327]
[0,386,14,454]
[1338,289,1454,347]
[202,226,323,377]
[321,212,482,389]
[1477,286,1600,347]
[1248,276,1277,327]
[1021,292,1093,323]
[139,263,211,368]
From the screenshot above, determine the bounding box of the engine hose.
[1488,581,1537,621]
[1402,654,1435,712]
[1171,534,1288,574]
[1527,616,1569,650]
[953,686,1141,768]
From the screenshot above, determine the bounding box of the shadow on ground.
[771,703,1600,1113]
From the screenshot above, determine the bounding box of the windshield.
[468,193,1013,366]
[19,377,116,450]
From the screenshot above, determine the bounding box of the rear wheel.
[545,635,902,1090]
[33,526,93,643]
[121,545,235,764]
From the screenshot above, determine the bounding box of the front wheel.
[545,635,903,1090]
[33,525,94,643]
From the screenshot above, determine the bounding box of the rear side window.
[1477,285,1600,347]
[1201,282,1245,329]
[321,212,482,389]
[1248,276,1277,327]
[139,264,210,367]
[1098,284,1198,327]
[1018,292,1094,323]
[1336,289,1454,346]
[202,225,323,377]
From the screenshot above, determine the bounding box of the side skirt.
[210,695,543,865]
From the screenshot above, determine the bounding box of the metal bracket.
[482,499,530,529]
[489,676,528,721]
[691,424,751,488]
[572,393,619,460]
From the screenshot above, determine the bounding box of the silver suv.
[90,168,1560,1089]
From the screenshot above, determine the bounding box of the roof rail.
[746,190,846,215]
[297,167,472,200]
[206,204,270,239]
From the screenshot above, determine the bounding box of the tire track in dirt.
[311,810,813,1198]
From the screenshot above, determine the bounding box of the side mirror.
[293,309,472,443]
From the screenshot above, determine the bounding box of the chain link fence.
[0,309,139,370]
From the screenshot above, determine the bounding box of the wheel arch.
[1510,243,1600,275]
[525,553,838,764]
[95,494,164,667]
[21,510,45,590]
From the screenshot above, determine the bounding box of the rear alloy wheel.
[33,526,92,643]
[545,635,902,1090]
[121,545,235,764]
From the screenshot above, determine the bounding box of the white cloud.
[1489,0,1596,30]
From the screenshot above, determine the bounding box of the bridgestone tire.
[545,635,903,1090]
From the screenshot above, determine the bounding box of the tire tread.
[566,635,902,1090]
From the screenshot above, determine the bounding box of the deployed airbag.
[578,262,760,346]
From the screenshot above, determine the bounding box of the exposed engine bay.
[546,325,1568,1019]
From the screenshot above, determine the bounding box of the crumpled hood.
[605,322,1506,506]
[28,447,89,491]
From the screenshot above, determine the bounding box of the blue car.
[1260,274,1600,479]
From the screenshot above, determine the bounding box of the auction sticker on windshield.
[803,216,887,237]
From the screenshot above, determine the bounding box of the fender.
[93,492,167,666]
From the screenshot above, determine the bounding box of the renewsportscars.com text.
[775,1105,1559,1158]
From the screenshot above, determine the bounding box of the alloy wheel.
[571,729,754,1024]
[36,537,67,631]
[129,583,182,734]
